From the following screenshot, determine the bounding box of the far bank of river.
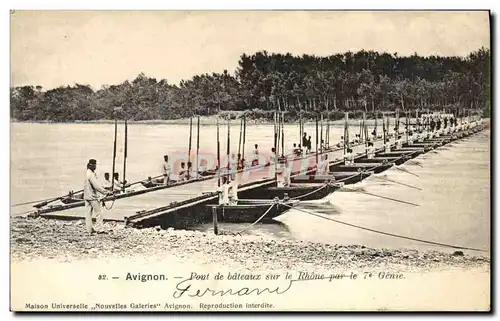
[12,115,473,126]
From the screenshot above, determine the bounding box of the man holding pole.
[84,159,112,235]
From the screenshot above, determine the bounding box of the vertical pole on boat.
[188,117,193,163]
[344,112,349,154]
[238,118,243,157]
[281,112,285,158]
[274,111,278,155]
[242,116,246,162]
[406,111,410,144]
[326,99,330,148]
[320,112,323,153]
[315,112,319,165]
[196,116,200,178]
[395,109,399,138]
[212,206,219,235]
[111,117,117,189]
[427,109,430,131]
[415,109,419,132]
[387,114,390,138]
[121,118,128,193]
[227,119,230,172]
[374,111,378,139]
[299,111,302,148]
[273,111,278,183]
[382,112,386,143]
[216,118,221,188]
[363,112,368,145]
[358,118,362,142]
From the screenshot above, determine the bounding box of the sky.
[10,10,490,90]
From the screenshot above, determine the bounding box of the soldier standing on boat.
[113,172,122,192]
[366,142,376,159]
[218,176,230,205]
[344,148,354,166]
[302,132,308,152]
[229,153,238,180]
[337,136,344,148]
[268,147,278,178]
[384,139,391,153]
[395,135,403,150]
[187,162,194,180]
[228,177,239,205]
[84,159,112,235]
[178,162,187,181]
[252,144,259,166]
[317,154,329,175]
[162,155,171,185]
[103,172,112,190]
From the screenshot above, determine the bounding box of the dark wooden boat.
[140,178,179,188]
[375,150,416,158]
[329,171,373,185]
[290,174,338,184]
[402,142,435,151]
[331,162,393,174]
[238,182,341,201]
[207,199,300,223]
[35,176,212,215]
[355,156,405,166]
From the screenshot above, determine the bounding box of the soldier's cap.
[88,159,97,165]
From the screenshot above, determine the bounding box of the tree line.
[10,48,490,122]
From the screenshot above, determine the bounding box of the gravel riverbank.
[10,216,490,273]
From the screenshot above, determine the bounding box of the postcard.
[10,10,490,312]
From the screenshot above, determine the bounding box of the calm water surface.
[11,122,490,255]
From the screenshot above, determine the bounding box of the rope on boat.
[102,198,116,210]
[290,182,331,200]
[407,160,423,168]
[281,203,487,253]
[230,201,277,236]
[393,166,419,177]
[370,176,422,191]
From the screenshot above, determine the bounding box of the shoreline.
[11,216,490,272]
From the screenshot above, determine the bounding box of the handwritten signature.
[173,277,294,298]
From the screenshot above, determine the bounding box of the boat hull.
[329,171,373,185]
[207,199,299,223]
[355,156,405,166]
[238,183,340,201]
[331,162,392,174]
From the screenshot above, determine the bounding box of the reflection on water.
[11,123,490,254]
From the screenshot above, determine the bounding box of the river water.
[10,122,490,255]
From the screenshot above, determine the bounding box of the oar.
[11,195,74,207]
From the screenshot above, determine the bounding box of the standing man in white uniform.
[84,159,112,235]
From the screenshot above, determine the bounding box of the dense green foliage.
[11,48,490,122]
